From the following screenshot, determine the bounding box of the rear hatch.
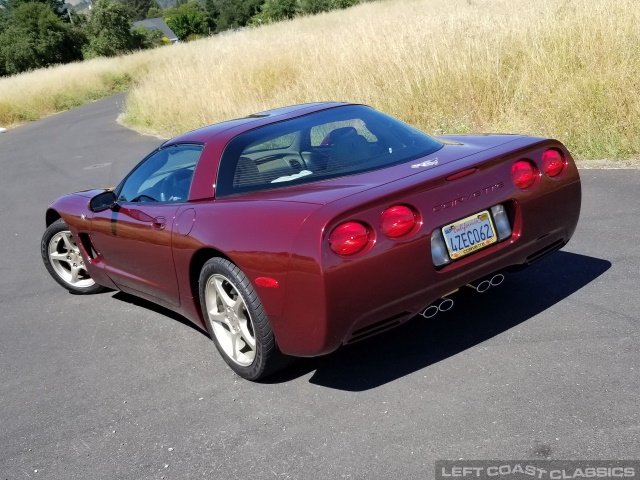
[240,134,529,206]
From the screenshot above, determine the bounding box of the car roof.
[163,102,355,146]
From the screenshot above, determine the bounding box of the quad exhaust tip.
[420,273,504,319]
[421,297,454,319]
[466,273,505,293]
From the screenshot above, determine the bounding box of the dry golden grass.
[2,0,639,159]
[0,50,161,127]
[123,0,640,159]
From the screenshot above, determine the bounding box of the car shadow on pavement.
[111,291,210,337]
[264,251,611,391]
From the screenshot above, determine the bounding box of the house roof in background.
[133,18,178,41]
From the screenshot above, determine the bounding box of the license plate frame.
[442,210,497,260]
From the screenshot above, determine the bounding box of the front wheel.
[41,219,105,294]
[198,258,287,380]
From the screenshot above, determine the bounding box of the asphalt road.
[0,95,638,480]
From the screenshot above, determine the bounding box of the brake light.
[541,149,565,177]
[380,205,418,238]
[328,222,370,255]
[511,160,538,190]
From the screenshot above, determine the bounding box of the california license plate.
[442,211,497,260]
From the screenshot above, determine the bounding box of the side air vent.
[78,233,100,260]
[289,159,303,171]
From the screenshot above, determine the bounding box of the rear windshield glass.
[216,105,443,197]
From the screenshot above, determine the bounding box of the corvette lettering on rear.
[432,182,505,212]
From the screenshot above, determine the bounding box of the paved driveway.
[0,95,638,479]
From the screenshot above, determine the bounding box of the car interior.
[233,120,386,188]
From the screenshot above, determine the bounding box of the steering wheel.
[160,169,193,202]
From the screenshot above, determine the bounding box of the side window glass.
[117,145,203,204]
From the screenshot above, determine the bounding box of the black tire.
[198,257,288,380]
[41,219,105,295]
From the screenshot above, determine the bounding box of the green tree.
[203,0,218,33]
[254,0,296,23]
[0,9,8,35]
[164,1,206,40]
[1,0,69,20]
[332,0,359,9]
[131,24,164,47]
[146,5,163,18]
[297,0,332,15]
[0,2,85,76]
[214,0,262,33]
[83,0,137,58]
[116,0,159,21]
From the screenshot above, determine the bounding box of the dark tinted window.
[216,105,443,197]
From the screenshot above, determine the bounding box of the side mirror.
[89,190,117,212]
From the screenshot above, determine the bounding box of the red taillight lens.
[542,148,565,177]
[380,205,417,238]
[328,222,370,255]
[511,160,538,190]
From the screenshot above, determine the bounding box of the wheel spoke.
[69,265,81,284]
[213,278,236,310]
[61,232,78,253]
[232,298,244,317]
[230,331,240,361]
[232,292,255,350]
[49,252,69,263]
[208,309,228,326]
[238,318,256,349]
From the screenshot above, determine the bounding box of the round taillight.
[380,205,417,238]
[328,222,370,255]
[511,160,538,190]
[542,148,565,177]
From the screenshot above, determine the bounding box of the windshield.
[216,105,443,197]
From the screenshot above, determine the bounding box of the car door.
[89,144,203,306]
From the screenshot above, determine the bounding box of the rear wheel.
[198,257,287,380]
[41,219,105,294]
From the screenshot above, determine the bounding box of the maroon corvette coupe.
[41,103,581,380]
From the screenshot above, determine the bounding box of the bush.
[332,0,359,8]
[214,0,262,32]
[260,0,298,22]
[185,33,205,41]
[299,0,333,15]
[146,6,164,18]
[0,3,85,76]
[165,2,207,40]
[131,25,164,49]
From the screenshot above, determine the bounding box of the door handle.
[152,216,166,230]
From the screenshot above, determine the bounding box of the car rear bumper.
[273,177,581,357]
